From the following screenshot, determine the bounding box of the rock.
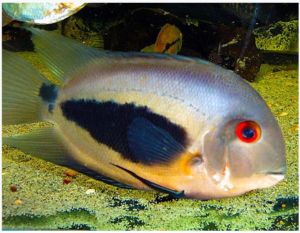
[63,178,72,185]
[14,199,23,205]
[2,26,34,52]
[253,20,298,53]
[65,169,78,178]
[10,185,17,192]
[85,189,96,195]
[260,52,298,65]
[208,25,261,82]
[279,112,288,117]
[60,15,103,48]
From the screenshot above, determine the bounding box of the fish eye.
[235,121,261,143]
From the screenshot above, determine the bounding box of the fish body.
[154,23,182,54]
[3,28,286,199]
[142,23,182,54]
[2,3,85,25]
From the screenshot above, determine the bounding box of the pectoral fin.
[112,164,184,198]
[127,117,185,165]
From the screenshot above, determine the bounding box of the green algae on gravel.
[253,20,298,53]
[2,51,298,230]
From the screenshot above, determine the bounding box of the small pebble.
[279,112,288,117]
[292,124,298,131]
[279,220,285,225]
[86,189,95,195]
[15,199,22,205]
[63,178,72,185]
[10,185,17,192]
[65,169,78,177]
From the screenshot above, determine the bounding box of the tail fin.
[3,50,56,125]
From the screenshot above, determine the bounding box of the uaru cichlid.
[3,28,286,200]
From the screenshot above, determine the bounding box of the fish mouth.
[210,169,285,193]
[235,172,285,192]
[266,171,285,175]
[256,172,285,189]
[268,174,285,181]
[260,169,286,185]
[265,172,285,183]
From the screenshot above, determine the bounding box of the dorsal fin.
[27,27,215,85]
[27,27,101,85]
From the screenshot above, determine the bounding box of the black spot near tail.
[39,83,58,112]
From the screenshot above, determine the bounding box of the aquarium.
[2,2,298,230]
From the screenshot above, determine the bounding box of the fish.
[141,23,182,54]
[2,2,85,25]
[154,24,182,54]
[3,28,286,200]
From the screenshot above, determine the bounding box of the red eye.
[235,121,261,143]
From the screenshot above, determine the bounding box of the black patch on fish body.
[39,83,58,112]
[60,99,188,164]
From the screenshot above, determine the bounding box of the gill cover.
[203,122,228,179]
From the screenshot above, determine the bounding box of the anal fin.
[3,126,133,189]
[3,125,70,166]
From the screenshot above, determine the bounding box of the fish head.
[183,92,286,199]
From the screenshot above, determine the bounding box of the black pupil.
[242,127,255,138]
